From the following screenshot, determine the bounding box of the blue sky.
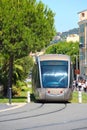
[37,0,87,32]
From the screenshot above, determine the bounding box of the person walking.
[78,80,82,91]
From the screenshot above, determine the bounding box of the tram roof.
[37,54,70,61]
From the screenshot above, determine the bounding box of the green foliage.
[0,55,33,95]
[12,81,29,97]
[21,86,28,91]
[13,56,34,83]
[16,80,28,91]
[1,0,31,57]
[16,80,27,88]
[12,85,21,97]
[0,54,9,94]
[0,0,56,55]
[0,0,56,96]
[45,41,79,64]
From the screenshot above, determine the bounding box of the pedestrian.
[78,80,82,91]
[81,79,86,92]
[85,80,87,92]
[75,80,78,90]
[73,80,76,90]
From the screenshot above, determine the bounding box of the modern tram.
[32,54,74,102]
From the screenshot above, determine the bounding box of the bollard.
[9,87,12,104]
[27,91,30,103]
[78,91,82,103]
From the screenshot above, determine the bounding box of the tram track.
[0,103,67,122]
[17,117,87,130]
[0,103,44,117]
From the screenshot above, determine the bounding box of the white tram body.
[32,54,73,102]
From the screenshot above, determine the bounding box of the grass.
[0,89,87,103]
[0,97,27,103]
[0,87,32,103]
[71,90,87,103]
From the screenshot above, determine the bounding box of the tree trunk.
[7,55,14,103]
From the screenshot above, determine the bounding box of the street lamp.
[73,55,80,80]
[74,54,85,80]
[75,55,79,80]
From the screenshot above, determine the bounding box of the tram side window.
[70,64,74,87]
[32,64,37,89]
[36,65,41,88]
[32,64,40,88]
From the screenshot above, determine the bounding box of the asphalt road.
[0,103,87,130]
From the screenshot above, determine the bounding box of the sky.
[37,0,87,32]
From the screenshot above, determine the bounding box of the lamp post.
[74,54,84,80]
[76,55,79,80]
[74,55,79,80]
[76,56,78,71]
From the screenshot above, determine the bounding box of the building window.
[80,24,84,33]
[81,12,85,17]
[80,36,84,47]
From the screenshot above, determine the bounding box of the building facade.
[78,10,87,78]
[66,34,79,42]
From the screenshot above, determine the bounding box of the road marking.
[0,103,26,112]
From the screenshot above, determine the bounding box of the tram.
[32,54,74,102]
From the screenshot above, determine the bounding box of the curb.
[0,103,27,112]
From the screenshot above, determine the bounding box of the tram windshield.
[41,60,68,88]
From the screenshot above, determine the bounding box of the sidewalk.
[0,103,26,112]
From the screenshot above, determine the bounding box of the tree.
[13,56,34,83]
[45,41,79,64]
[0,0,56,97]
